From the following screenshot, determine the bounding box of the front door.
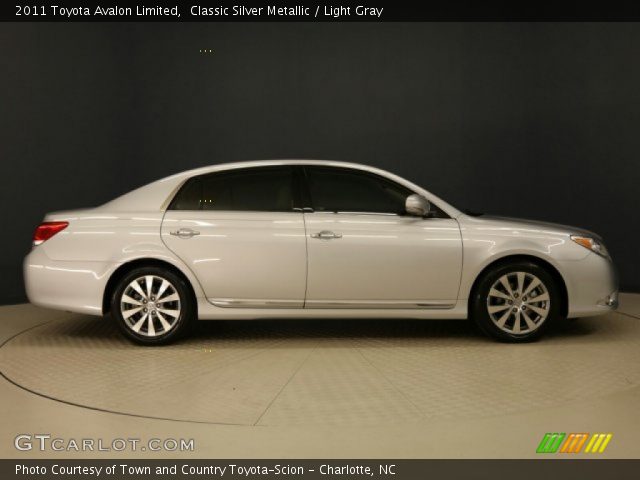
[302,166,462,308]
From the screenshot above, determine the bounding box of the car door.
[302,166,462,308]
[161,165,307,308]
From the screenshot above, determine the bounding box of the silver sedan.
[24,160,617,344]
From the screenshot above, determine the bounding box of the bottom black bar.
[3,459,639,480]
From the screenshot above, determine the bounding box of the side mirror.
[405,194,430,217]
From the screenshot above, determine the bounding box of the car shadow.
[40,313,606,347]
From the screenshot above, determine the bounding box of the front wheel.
[470,261,562,342]
[111,267,195,345]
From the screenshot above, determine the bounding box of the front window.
[304,166,411,214]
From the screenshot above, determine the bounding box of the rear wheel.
[111,267,194,345]
[471,261,562,342]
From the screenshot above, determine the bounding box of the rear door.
[161,166,307,308]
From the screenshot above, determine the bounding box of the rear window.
[169,166,295,212]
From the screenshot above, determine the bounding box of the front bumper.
[597,291,618,308]
[560,252,618,318]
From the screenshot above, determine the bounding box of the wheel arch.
[102,258,198,315]
[467,254,568,318]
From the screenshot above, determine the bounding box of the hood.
[463,214,601,239]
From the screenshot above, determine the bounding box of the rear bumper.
[24,247,117,316]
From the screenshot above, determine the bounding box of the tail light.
[33,221,69,246]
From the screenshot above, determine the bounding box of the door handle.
[311,230,342,240]
[170,228,200,239]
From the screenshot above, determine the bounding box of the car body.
[24,160,618,344]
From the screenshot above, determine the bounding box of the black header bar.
[5,1,640,22]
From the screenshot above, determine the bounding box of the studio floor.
[1,294,639,458]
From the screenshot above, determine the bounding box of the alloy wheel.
[120,275,181,337]
[486,271,550,335]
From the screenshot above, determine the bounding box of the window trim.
[167,165,302,213]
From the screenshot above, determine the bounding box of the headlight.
[570,235,611,259]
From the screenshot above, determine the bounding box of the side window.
[304,167,412,214]
[170,166,295,212]
[170,178,202,210]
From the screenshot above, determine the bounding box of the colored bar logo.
[537,433,612,454]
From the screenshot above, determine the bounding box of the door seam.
[302,212,310,308]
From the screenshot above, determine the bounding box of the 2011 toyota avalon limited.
[24,160,618,344]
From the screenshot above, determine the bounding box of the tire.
[110,266,195,345]
[470,261,562,343]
